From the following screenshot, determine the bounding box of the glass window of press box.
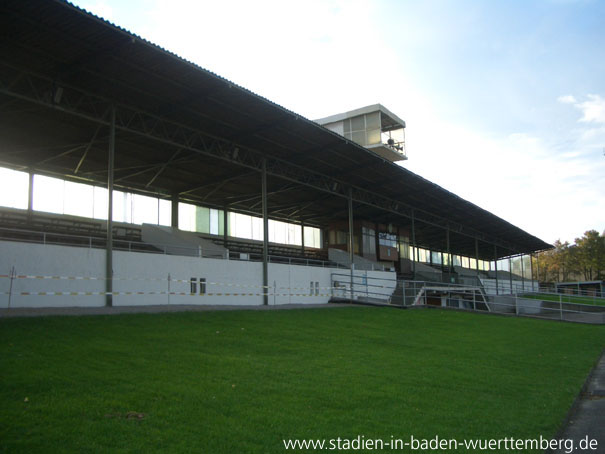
[343,112,382,147]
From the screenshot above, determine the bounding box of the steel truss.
[0,62,520,253]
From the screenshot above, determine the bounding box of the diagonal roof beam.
[0,62,528,253]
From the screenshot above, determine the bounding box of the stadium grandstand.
[0,0,552,310]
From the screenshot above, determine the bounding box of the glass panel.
[64,180,93,218]
[365,111,380,129]
[351,115,365,131]
[158,199,171,226]
[304,226,321,248]
[524,255,532,280]
[366,128,381,145]
[33,175,64,214]
[195,206,210,233]
[209,208,219,235]
[325,122,343,135]
[178,202,196,232]
[132,193,158,225]
[93,186,108,220]
[0,167,28,209]
[218,209,225,236]
[343,118,350,134]
[431,251,442,265]
[113,191,132,223]
[351,130,366,146]
[290,224,297,245]
[362,227,376,255]
[251,216,263,241]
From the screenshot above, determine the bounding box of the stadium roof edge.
[0,0,552,259]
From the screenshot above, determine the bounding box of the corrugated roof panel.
[0,0,551,257]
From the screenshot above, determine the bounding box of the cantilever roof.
[315,104,407,130]
[0,0,551,260]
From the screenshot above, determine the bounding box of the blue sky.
[72,0,605,244]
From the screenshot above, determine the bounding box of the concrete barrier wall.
[0,240,397,308]
[0,241,106,307]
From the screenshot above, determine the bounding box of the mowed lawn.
[1,307,603,453]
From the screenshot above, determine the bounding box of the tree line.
[535,230,605,283]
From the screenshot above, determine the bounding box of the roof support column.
[508,256,514,294]
[475,238,480,287]
[348,186,354,301]
[494,245,499,296]
[105,105,115,308]
[223,206,228,249]
[301,221,305,255]
[446,227,451,281]
[171,193,179,228]
[532,253,537,291]
[262,158,269,306]
[27,170,34,219]
[411,210,416,280]
[520,254,525,292]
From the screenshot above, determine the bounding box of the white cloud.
[557,94,576,104]
[405,117,605,244]
[577,94,605,124]
[560,94,605,124]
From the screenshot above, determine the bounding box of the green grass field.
[521,292,605,306]
[1,307,603,453]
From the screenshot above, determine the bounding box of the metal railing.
[399,279,605,325]
[488,294,605,324]
[392,280,488,306]
[542,285,604,299]
[330,272,397,302]
[0,226,344,269]
[520,289,605,307]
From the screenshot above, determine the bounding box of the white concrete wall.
[112,249,265,306]
[0,241,397,308]
[0,241,106,307]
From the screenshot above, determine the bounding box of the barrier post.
[7,266,15,309]
[167,273,171,305]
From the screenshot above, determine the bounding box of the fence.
[330,272,397,303]
[488,295,605,324]
[0,226,344,269]
[390,280,488,307]
[538,286,604,301]
[1,271,340,309]
[399,280,605,325]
